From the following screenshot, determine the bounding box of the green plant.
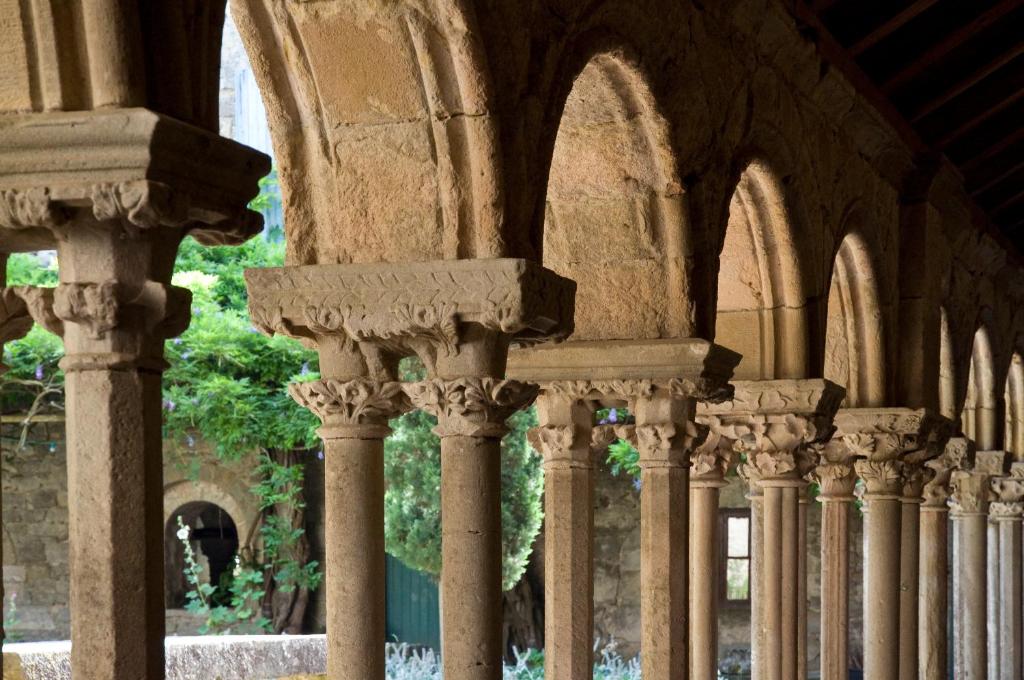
[177,516,271,634]
[3,591,22,642]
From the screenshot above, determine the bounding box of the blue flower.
[186,435,195,448]
[632,477,642,492]
[300,362,310,376]
[181,351,191,360]
[608,408,618,424]
[317,450,325,461]
[248,326,260,334]
[34,364,43,380]
[173,338,183,345]
[163,399,176,412]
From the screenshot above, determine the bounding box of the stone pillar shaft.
[953,513,988,679]
[749,489,765,680]
[761,482,801,680]
[290,377,409,680]
[529,396,595,680]
[990,465,1024,680]
[863,493,902,679]
[918,507,949,680]
[797,491,808,680]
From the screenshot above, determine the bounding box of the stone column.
[528,391,595,680]
[632,393,703,680]
[797,486,809,680]
[289,367,410,679]
[836,408,941,680]
[898,459,935,680]
[919,437,971,680]
[725,380,843,680]
[950,449,1007,680]
[989,462,1024,680]
[0,286,34,643]
[248,258,576,680]
[741,470,765,680]
[1,109,268,679]
[688,418,736,680]
[811,441,858,680]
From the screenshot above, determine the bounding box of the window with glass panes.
[719,509,751,605]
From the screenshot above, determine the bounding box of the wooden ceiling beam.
[850,0,941,56]
[881,0,1021,94]
[971,159,1024,197]
[935,88,1024,148]
[911,41,1024,121]
[991,187,1024,216]
[961,127,1024,171]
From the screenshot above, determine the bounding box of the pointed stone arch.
[1004,351,1024,458]
[539,47,688,341]
[823,229,887,407]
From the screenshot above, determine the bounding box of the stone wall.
[593,460,866,674]
[2,420,266,642]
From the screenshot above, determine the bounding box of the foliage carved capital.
[834,408,943,462]
[289,379,409,438]
[527,425,592,469]
[633,420,706,469]
[989,463,1024,519]
[922,436,975,508]
[855,458,905,497]
[404,377,538,438]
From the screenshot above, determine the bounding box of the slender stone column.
[408,375,538,680]
[950,450,1007,680]
[898,460,934,680]
[528,391,595,680]
[811,442,858,680]
[248,258,576,680]
[742,472,765,680]
[289,367,410,680]
[0,286,33,643]
[688,419,737,680]
[797,487,809,680]
[632,394,703,680]
[1,109,268,679]
[919,437,971,680]
[989,463,1024,680]
[837,408,942,680]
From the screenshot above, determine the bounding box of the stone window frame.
[718,508,752,608]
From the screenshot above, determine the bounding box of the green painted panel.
[385,553,440,650]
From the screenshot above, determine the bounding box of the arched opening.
[543,52,686,341]
[962,327,998,450]
[823,232,886,407]
[715,160,808,380]
[1005,352,1024,458]
[164,502,240,610]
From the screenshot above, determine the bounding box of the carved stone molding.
[700,379,845,420]
[0,109,269,245]
[289,379,409,439]
[507,338,741,404]
[590,424,619,451]
[922,436,974,509]
[10,282,191,341]
[989,463,1024,520]
[404,377,538,437]
[690,415,740,484]
[901,462,936,502]
[247,259,576,366]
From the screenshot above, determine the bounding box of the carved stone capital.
[404,378,538,438]
[528,425,592,469]
[855,458,905,497]
[901,462,936,503]
[0,288,33,373]
[950,451,1007,516]
[834,408,942,462]
[590,424,620,451]
[810,440,858,499]
[289,379,410,439]
[246,259,575,369]
[690,415,740,484]
[741,446,818,486]
[0,108,269,245]
[11,282,191,342]
[634,420,706,469]
[922,436,974,509]
[989,463,1024,520]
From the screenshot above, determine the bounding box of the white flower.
[176,525,190,541]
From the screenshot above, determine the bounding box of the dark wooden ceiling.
[794,0,1024,251]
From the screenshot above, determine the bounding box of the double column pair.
[246,258,576,680]
[0,109,269,677]
[507,338,741,680]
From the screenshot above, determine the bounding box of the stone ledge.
[2,635,326,680]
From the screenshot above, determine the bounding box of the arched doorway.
[165,501,240,609]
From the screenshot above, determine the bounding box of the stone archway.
[164,501,240,610]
